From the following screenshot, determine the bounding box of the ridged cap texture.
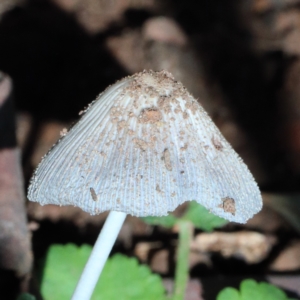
[28,70,262,223]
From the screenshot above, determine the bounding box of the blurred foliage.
[217,279,297,300]
[40,244,166,300]
[38,245,295,300]
[143,201,228,231]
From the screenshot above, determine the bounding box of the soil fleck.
[156,184,162,193]
[60,128,68,137]
[183,112,188,119]
[218,197,236,215]
[90,187,98,201]
[139,107,162,123]
[212,136,223,151]
[162,148,172,171]
[117,120,127,131]
[128,130,135,136]
[133,138,148,151]
[180,143,188,151]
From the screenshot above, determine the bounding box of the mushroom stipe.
[27,70,262,300]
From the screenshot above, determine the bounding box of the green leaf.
[41,244,91,300]
[240,279,262,300]
[258,282,287,300]
[216,279,292,300]
[16,293,36,300]
[41,244,166,300]
[94,253,166,300]
[142,201,227,231]
[217,287,240,300]
[142,214,178,228]
[182,201,228,231]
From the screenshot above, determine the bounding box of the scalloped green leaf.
[41,244,91,299]
[95,253,166,300]
[257,282,288,300]
[216,279,295,300]
[240,279,263,300]
[182,201,228,231]
[217,287,240,300]
[41,244,166,300]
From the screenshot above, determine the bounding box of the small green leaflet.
[40,244,167,300]
[182,201,227,231]
[217,279,298,300]
[143,201,227,231]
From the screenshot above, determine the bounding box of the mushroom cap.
[28,70,262,223]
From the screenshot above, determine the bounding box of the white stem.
[71,211,127,300]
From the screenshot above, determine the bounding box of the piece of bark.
[270,240,300,271]
[134,241,163,262]
[0,149,32,275]
[52,0,160,34]
[0,73,32,296]
[191,231,276,264]
[150,249,169,274]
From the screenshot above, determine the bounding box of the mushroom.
[28,70,262,299]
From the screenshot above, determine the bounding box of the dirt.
[139,107,162,123]
[89,187,97,202]
[162,148,172,171]
[219,198,236,216]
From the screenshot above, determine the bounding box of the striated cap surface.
[28,70,262,223]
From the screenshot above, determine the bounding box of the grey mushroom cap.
[28,70,262,223]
